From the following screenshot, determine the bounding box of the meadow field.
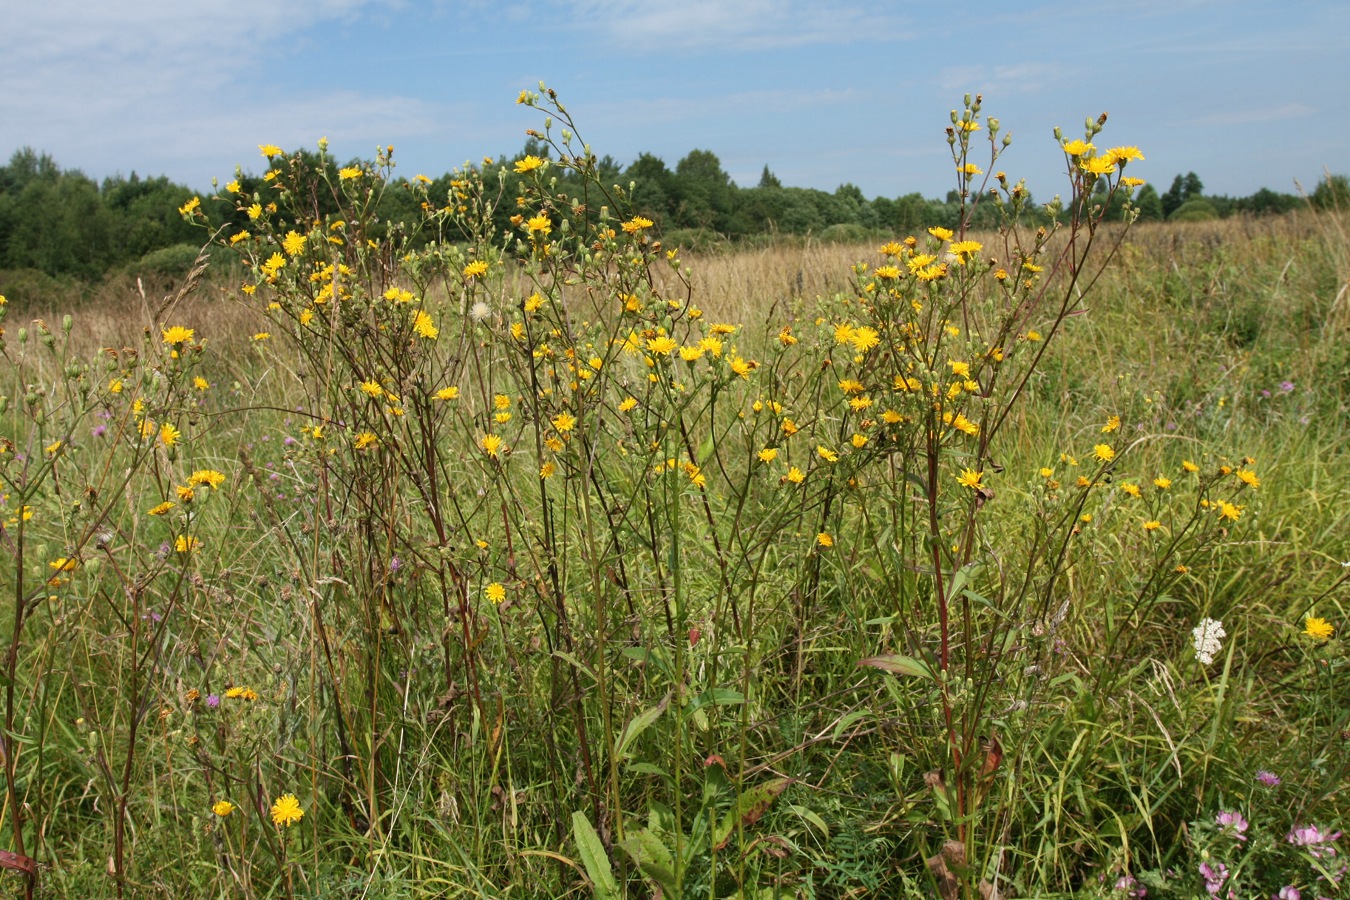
[1,91,1346,899]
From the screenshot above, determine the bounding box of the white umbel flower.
[1192,617,1226,665]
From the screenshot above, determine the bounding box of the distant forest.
[1,141,1345,301]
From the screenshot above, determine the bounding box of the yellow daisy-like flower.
[270,793,304,828]
[178,196,200,216]
[1061,139,1095,156]
[159,423,181,447]
[194,376,210,391]
[485,582,506,604]
[817,446,838,463]
[224,687,245,699]
[247,203,263,220]
[618,397,637,412]
[621,216,654,234]
[1102,416,1120,433]
[1122,483,1141,498]
[412,310,439,340]
[646,336,677,356]
[1216,500,1243,521]
[175,535,199,554]
[551,412,576,433]
[1153,476,1172,490]
[1093,443,1115,462]
[1182,460,1200,473]
[949,239,982,260]
[462,260,489,279]
[850,326,880,352]
[1236,469,1260,489]
[757,448,778,463]
[189,470,226,489]
[212,800,234,817]
[1080,157,1117,176]
[338,166,363,180]
[513,155,545,174]
[162,325,194,345]
[259,144,282,158]
[956,468,984,490]
[148,501,175,516]
[1105,146,1145,165]
[1142,520,1162,531]
[526,214,552,235]
[354,431,378,450]
[1303,616,1334,642]
[785,466,805,484]
[874,265,901,280]
[480,434,504,457]
[435,386,460,401]
[928,226,954,241]
[817,532,833,548]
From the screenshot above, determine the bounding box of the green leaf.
[619,828,678,897]
[615,692,670,763]
[858,653,935,681]
[696,432,715,465]
[712,777,792,850]
[571,811,619,900]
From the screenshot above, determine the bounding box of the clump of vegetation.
[0,87,1344,899]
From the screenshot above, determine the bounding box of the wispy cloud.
[547,0,908,51]
[939,63,1060,96]
[1194,103,1315,127]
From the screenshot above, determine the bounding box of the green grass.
[1,92,1346,900]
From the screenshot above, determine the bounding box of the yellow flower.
[259,144,282,158]
[552,412,576,433]
[247,203,263,220]
[1061,139,1095,156]
[817,446,838,463]
[159,423,181,447]
[526,214,552,235]
[189,469,226,489]
[1105,146,1145,165]
[1153,476,1172,490]
[785,466,805,484]
[949,240,982,260]
[463,260,489,279]
[194,376,210,391]
[956,468,984,490]
[50,557,79,573]
[957,163,982,177]
[928,227,954,241]
[874,265,901,280]
[354,431,378,450]
[224,687,245,699]
[758,448,778,463]
[1080,157,1117,176]
[1303,616,1334,642]
[817,532,833,548]
[252,332,271,342]
[514,155,545,174]
[1093,443,1115,462]
[162,325,194,345]
[621,216,654,233]
[435,386,460,401]
[646,336,677,356]
[1216,501,1243,522]
[338,166,363,180]
[148,501,175,516]
[1122,483,1141,497]
[270,794,304,828]
[1182,460,1200,473]
[485,582,506,604]
[1236,469,1260,489]
[212,801,235,817]
[618,397,637,412]
[679,345,704,361]
[850,326,880,352]
[176,485,196,503]
[178,196,200,216]
[282,231,307,256]
[1143,520,1162,531]
[412,310,438,340]
[1040,467,1055,479]
[480,434,503,457]
[1102,416,1120,433]
[175,535,199,554]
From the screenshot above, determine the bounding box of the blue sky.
[4,0,1346,203]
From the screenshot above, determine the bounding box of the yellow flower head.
[212,800,235,817]
[338,166,363,180]
[956,468,984,490]
[1303,616,1334,642]
[162,325,194,345]
[622,216,655,234]
[1093,443,1115,462]
[270,793,304,828]
[485,582,506,604]
[462,260,489,279]
[514,155,545,174]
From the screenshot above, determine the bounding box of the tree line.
[1,142,1345,296]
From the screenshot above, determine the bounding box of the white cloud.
[1194,103,1315,128]
[547,0,907,51]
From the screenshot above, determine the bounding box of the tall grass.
[0,91,1345,899]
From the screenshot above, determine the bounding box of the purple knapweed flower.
[1256,770,1281,787]
[1280,380,1295,393]
[206,694,220,708]
[1216,810,1249,842]
[1276,887,1301,900]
